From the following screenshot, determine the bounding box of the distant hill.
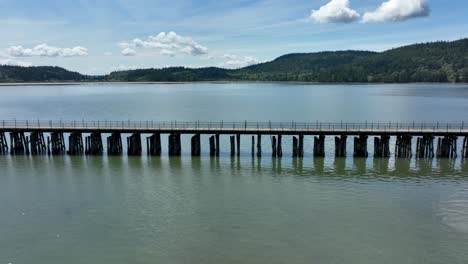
[2,38,468,83]
[0,66,85,82]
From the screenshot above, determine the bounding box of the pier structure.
[1,120,468,160]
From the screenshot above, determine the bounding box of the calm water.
[1,83,468,264]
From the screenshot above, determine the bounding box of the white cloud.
[310,0,360,23]
[120,31,208,57]
[0,51,33,66]
[7,44,88,57]
[121,48,136,56]
[362,0,430,23]
[221,54,260,68]
[0,58,33,67]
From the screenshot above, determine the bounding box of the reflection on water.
[1,155,468,264]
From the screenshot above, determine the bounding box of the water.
[1,83,468,264]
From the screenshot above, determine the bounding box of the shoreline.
[0,81,467,86]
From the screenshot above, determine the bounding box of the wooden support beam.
[313,134,325,157]
[335,135,347,157]
[85,132,103,155]
[127,133,142,156]
[395,135,412,159]
[68,132,84,155]
[30,132,47,155]
[10,132,27,155]
[277,134,283,158]
[292,136,298,158]
[298,134,304,157]
[215,134,220,157]
[209,135,216,157]
[230,136,235,157]
[257,134,262,158]
[168,133,181,156]
[236,134,241,157]
[191,134,201,156]
[107,132,122,156]
[271,136,277,157]
[353,135,368,157]
[147,133,161,156]
[0,132,8,155]
[251,136,255,157]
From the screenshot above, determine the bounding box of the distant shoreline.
[0,81,466,87]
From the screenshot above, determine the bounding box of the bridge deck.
[1,120,467,136]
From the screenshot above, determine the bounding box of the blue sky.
[0,0,467,74]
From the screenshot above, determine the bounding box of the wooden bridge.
[0,119,467,159]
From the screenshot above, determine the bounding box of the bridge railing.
[0,119,467,132]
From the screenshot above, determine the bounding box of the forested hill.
[0,66,85,82]
[1,38,468,83]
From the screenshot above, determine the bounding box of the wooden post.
[277,134,283,158]
[147,133,161,156]
[107,132,122,155]
[271,136,277,157]
[353,135,368,157]
[0,132,8,155]
[298,134,304,157]
[236,134,241,157]
[257,134,262,158]
[68,132,83,155]
[335,135,347,157]
[314,134,325,157]
[230,136,235,157]
[86,132,103,155]
[191,134,201,156]
[292,136,298,157]
[127,133,142,156]
[215,134,220,157]
[251,136,255,157]
[209,136,216,157]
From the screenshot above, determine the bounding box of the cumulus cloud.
[362,0,430,23]
[7,44,88,57]
[221,54,260,68]
[0,51,33,66]
[310,0,360,23]
[121,48,136,56]
[120,31,208,57]
[0,58,33,67]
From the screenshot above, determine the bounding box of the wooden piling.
[215,134,220,157]
[209,135,216,157]
[127,133,142,156]
[257,134,262,158]
[107,132,122,155]
[0,132,8,154]
[298,134,304,157]
[292,136,298,157]
[168,133,181,156]
[437,135,457,159]
[353,135,368,157]
[374,135,390,158]
[9,132,27,155]
[230,136,235,157]
[191,134,201,156]
[335,135,347,157]
[271,136,277,157]
[463,136,468,159]
[416,135,434,159]
[251,136,255,157]
[68,132,84,155]
[85,132,103,155]
[30,132,47,155]
[236,134,241,157]
[313,134,325,157]
[147,133,161,156]
[277,134,283,158]
[395,135,412,159]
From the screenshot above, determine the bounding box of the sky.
[0,0,467,75]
